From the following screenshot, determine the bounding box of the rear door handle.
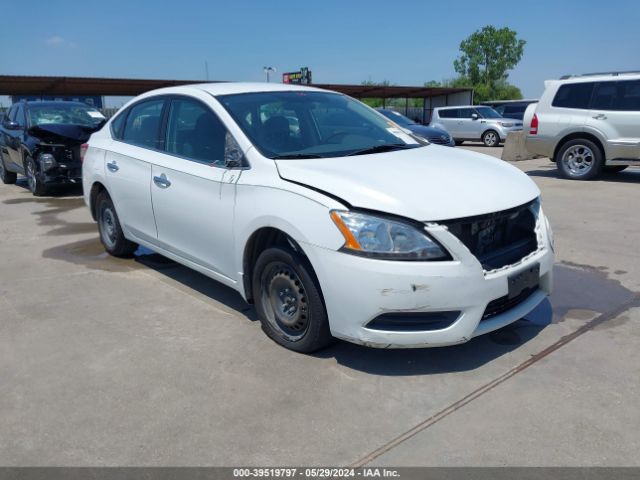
[592,114,607,120]
[106,161,119,172]
[153,173,171,188]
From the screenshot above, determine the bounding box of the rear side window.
[122,99,165,149]
[165,97,229,165]
[592,80,640,111]
[552,82,595,109]
[110,112,127,139]
[438,109,458,119]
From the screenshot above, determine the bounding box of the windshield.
[378,109,416,127]
[218,91,421,158]
[475,106,503,119]
[28,103,106,128]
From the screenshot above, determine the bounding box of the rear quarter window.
[552,82,595,109]
[438,109,458,119]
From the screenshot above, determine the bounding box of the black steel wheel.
[252,246,333,353]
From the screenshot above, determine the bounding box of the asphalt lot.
[1,146,639,466]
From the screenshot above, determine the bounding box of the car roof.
[21,101,96,108]
[142,82,331,98]
[554,72,640,84]
[435,105,477,110]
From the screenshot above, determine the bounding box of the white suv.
[431,106,523,147]
[524,72,640,180]
[83,83,553,352]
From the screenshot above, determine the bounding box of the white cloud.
[45,35,76,48]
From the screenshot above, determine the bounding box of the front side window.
[475,107,502,119]
[165,97,229,165]
[458,108,476,119]
[122,99,165,149]
[15,105,25,127]
[552,82,595,109]
[218,91,420,159]
[6,105,18,122]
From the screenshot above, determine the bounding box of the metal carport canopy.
[0,75,471,99]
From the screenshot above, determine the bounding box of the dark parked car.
[0,101,106,195]
[481,100,538,121]
[376,108,455,146]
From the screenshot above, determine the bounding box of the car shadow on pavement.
[11,177,84,197]
[527,167,640,183]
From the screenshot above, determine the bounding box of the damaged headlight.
[330,210,450,260]
[38,153,56,171]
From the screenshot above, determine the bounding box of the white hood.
[275,145,539,221]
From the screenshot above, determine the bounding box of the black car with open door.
[0,100,106,196]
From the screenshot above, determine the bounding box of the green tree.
[454,25,525,90]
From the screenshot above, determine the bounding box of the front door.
[149,96,241,283]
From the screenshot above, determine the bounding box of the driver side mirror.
[471,113,479,120]
[3,120,21,130]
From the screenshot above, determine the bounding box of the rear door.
[150,96,242,282]
[436,109,461,137]
[548,81,594,136]
[104,97,166,243]
[586,79,640,160]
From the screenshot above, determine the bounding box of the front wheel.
[482,130,500,147]
[25,157,48,196]
[252,246,333,353]
[96,191,138,257]
[556,139,603,180]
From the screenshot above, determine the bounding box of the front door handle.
[153,173,171,188]
[592,113,607,120]
[106,161,119,172]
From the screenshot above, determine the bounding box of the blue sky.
[1,0,639,106]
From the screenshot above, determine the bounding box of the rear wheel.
[252,246,333,353]
[603,165,628,173]
[25,157,48,196]
[96,191,137,257]
[0,156,17,184]
[556,139,603,180]
[482,130,500,147]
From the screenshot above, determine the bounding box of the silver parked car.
[524,71,640,180]
[430,106,523,147]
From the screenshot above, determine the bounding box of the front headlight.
[38,153,56,171]
[330,210,450,261]
[498,122,514,127]
[544,213,554,252]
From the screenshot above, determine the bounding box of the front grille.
[441,201,538,270]
[482,287,538,321]
[427,134,451,145]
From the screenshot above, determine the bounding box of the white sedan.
[82,82,554,352]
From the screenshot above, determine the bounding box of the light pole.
[263,66,276,83]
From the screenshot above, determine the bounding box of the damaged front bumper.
[302,211,554,348]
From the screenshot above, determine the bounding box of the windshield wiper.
[272,154,323,159]
[347,143,417,156]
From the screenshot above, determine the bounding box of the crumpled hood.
[28,123,103,144]
[276,146,540,221]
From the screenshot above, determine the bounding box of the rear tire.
[25,157,48,196]
[482,130,500,147]
[96,191,137,257]
[252,246,333,353]
[0,156,17,184]
[556,139,603,180]
[603,165,628,173]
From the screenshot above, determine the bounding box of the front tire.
[556,139,603,180]
[252,246,333,353]
[96,191,137,257]
[482,130,499,147]
[25,157,48,196]
[0,156,17,184]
